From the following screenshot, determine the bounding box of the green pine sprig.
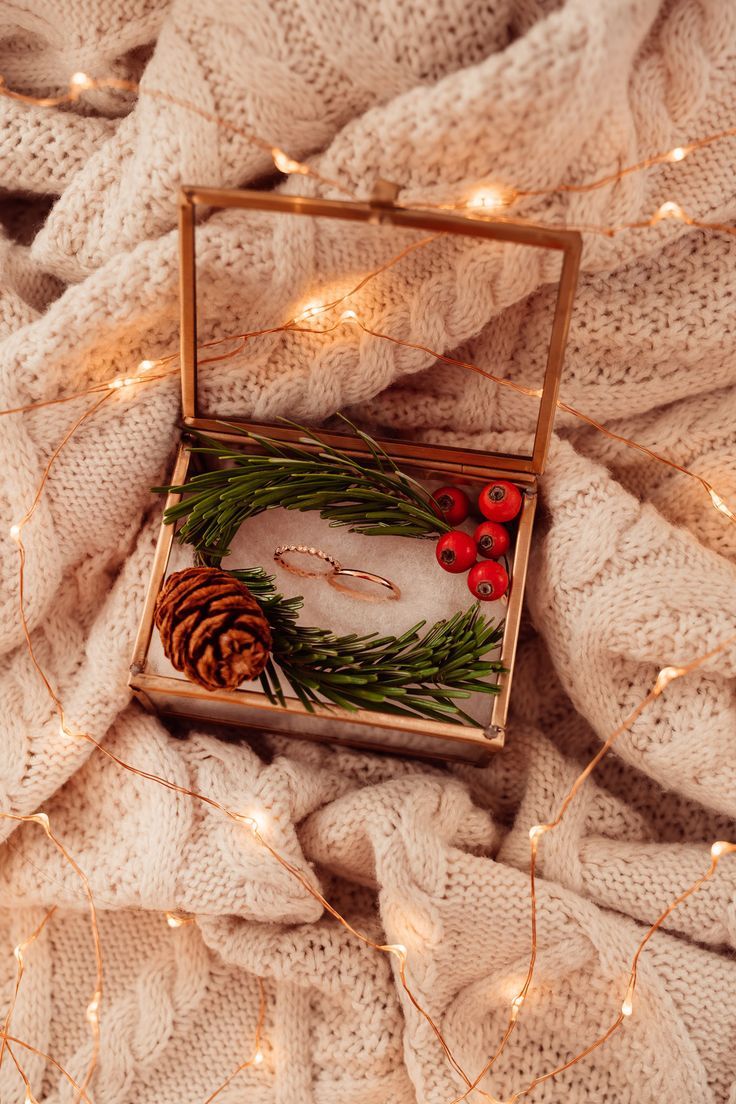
[154,420,505,726]
[228,567,504,727]
[155,418,451,558]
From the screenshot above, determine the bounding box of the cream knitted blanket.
[1,1,736,1101]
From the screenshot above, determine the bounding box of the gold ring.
[328,568,401,602]
[274,544,342,578]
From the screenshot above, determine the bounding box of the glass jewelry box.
[130,185,581,765]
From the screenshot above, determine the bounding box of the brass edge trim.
[179,187,581,476]
[130,686,157,716]
[181,187,579,251]
[490,487,537,730]
[131,441,517,743]
[129,443,191,676]
[142,701,497,764]
[182,419,539,480]
[532,235,583,474]
[179,199,197,420]
[131,670,497,747]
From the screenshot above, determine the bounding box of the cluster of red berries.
[431,481,522,601]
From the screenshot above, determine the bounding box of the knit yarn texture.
[1,1,736,1102]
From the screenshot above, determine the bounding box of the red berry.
[431,485,471,526]
[473,521,510,559]
[468,560,509,601]
[435,531,477,573]
[478,480,522,522]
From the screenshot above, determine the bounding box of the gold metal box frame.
[130,185,581,765]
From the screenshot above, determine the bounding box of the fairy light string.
[445,635,736,1104]
[6,1041,38,1104]
[3,282,735,1102]
[489,842,736,1104]
[5,376,735,1101]
[2,1032,94,1104]
[337,313,735,521]
[620,839,736,1019]
[3,315,733,522]
[1,68,735,1103]
[2,72,736,237]
[0,811,103,1103]
[0,69,733,518]
[1,901,265,1104]
[4,372,480,1100]
[3,236,735,1104]
[201,977,267,1103]
[0,73,354,198]
[0,907,56,1071]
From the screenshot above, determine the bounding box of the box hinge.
[370,179,402,207]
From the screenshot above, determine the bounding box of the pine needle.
[155,421,506,726]
[229,567,504,727]
[155,421,451,557]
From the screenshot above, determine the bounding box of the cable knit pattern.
[1,1,736,1101]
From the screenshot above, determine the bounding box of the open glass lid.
[179,186,581,477]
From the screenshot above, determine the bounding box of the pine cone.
[154,567,272,691]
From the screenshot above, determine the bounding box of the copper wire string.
[513,128,736,198]
[5,380,735,1103]
[2,1033,95,1104]
[0,74,353,198]
[3,278,734,1099]
[6,1040,37,1102]
[1,66,735,1102]
[0,907,56,1070]
[6,377,477,1096]
[351,321,735,522]
[504,844,736,1104]
[201,977,267,1103]
[0,813,103,1103]
[2,73,735,231]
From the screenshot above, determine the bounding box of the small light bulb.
[253,1049,264,1066]
[165,912,186,928]
[383,943,407,962]
[668,146,687,162]
[529,825,545,842]
[13,945,23,964]
[296,300,324,322]
[86,992,100,1023]
[25,1087,38,1104]
[235,810,268,835]
[340,309,358,323]
[708,488,735,520]
[711,840,735,859]
[510,993,525,1021]
[465,181,518,213]
[621,977,635,1017]
[9,523,21,540]
[70,72,90,89]
[654,201,685,222]
[272,148,304,175]
[110,376,135,390]
[138,359,155,373]
[467,184,514,212]
[31,812,50,831]
[654,666,684,694]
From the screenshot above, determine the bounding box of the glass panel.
[151,689,492,765]
[148,459,509,731]
[192,204,564,467]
